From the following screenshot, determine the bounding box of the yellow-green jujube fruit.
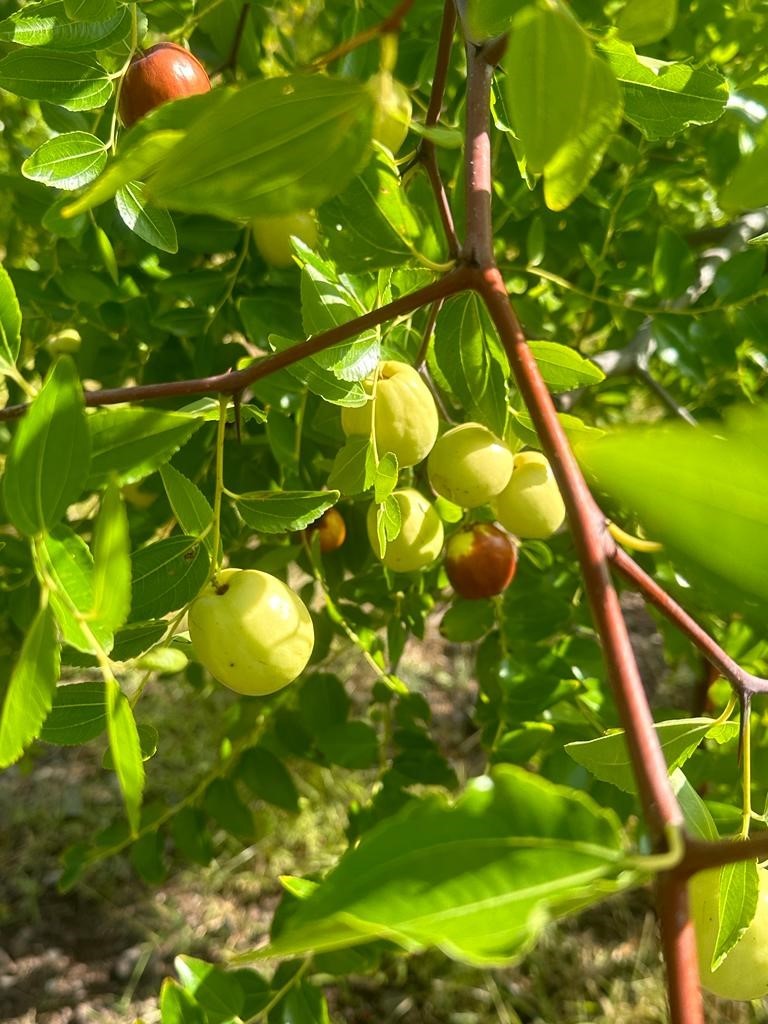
[341,360,438,468]
[428,422,514,508]
[369,71,412,154]
[366,488,444,572]
[690,866,768,1000]
[251,211,318,268]
[492,451,566,539]
[188,568,314,695]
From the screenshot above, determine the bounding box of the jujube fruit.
[428,422,514,508]
[308,507,346,553]
[341,360,438,468]
[119,42,211,128]
[445,523,517,599]
[251,211,318,269]
[492,451,566,539]
[690,865,768,1000]
[369,71,412,155]
[367,488,444,572]
[188,568,314,695]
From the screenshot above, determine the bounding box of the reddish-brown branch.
[462,52,494,265]
[309,0,415,68]
[686,833,768,874]
[656,874,706,1021]
[610,546,768,696]
[0,271,471,421]
[414,0,460,258]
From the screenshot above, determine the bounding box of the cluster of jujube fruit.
[114,45,564,672]
[340,359,565,592]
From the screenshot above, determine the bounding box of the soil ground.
[1,621,765,1024]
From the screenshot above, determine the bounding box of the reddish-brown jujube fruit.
[445,523,517,600]
[119,42,211,128]
[309,508,347,553]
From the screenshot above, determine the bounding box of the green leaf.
[40,526,113,653]
[271,982,330,1024]
[317,149,421,271]
[203,778,254,840]
[300,673,350,733]
[86,407,202,488]
[0,49,112,110]
[511,408,603,447]
[4,357,90,536]
[504,6,622,209]
[316,721,379,769]
[174,955,245,1024]
[0,263,22,370]
[64,0,117,19]
[241,766,624,966]
[40,681,107,746]
[440,599,495,643]
[0,1,130,51]
[92,482,131,635]
[147,75,375,220]
[528,341,605,392]
[233,490,340,533]
[466,0,532,42]
[670,769,718,841]
[237,747,300,813]
[327,437,376,495]
[111,621,167,661]
[22,131,107,190]
[577,406,768,604]
[300,258,380,382]
[601,40,728,140]
[105,676,144,834]
[565,718,738,794]
[131,536,209,621]
[264,333,368,407]
[616,0,678,46]
[0,603,60,768]
[373,453,399,504]
[160,978,206,1024]
[160,464,215,555]
[115,181,179,254]
[432,294,508,437]
[713,860,759,971]
[171,808,214,866]
[720,137,768,212]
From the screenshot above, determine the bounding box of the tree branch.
[413,0,460,258]
[0,271,471,421]
[609,545,768,696]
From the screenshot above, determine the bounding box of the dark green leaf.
[40,681,106,746]
[115,181,179,254]
[22,131,107,190]
[204,778,254,840]
[316,721,379,769]
[131,536,209,621]
[234,490,340,533]
[237,747,300,814]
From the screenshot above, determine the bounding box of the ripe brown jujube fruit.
[308,508,347,553]
[445,523,517,600]
[119,42,211,128]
